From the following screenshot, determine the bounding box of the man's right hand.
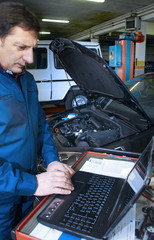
[34,162,75,196]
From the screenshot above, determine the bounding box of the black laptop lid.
[105,136,154,238]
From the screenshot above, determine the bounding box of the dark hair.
[0,1,40,38]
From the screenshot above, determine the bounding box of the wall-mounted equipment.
[109,32,145,82]
[109,33,135,82]
[109,45,121,75]
[125,17,141,31]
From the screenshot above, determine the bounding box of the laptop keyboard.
[59,174,115,233]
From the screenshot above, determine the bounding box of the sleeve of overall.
[37,104,59,167]
[0,158,37,195]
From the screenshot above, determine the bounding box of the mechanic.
[0,2,74,239]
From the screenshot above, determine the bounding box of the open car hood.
[50,38,152,124]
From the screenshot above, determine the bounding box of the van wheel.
[65,90,88,109]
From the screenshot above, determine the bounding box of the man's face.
[0,26,38,73]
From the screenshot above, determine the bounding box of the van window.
[27,48,47,69]
[54,55,63,69]
[54,48,98,69]
[90,48,97,54]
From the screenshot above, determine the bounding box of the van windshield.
[26,48,47,69]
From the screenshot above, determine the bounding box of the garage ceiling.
[1,0,154,40]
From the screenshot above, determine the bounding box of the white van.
[27,40,102,109]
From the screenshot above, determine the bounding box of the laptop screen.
[105,136,154,237]
[128,136,153,193]
[128,166,144,193]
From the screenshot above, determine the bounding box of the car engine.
[49,111,122,148]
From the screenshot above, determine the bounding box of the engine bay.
[49,109,138,148]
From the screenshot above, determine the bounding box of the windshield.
[99,97,149,130]
[126,73,154,122]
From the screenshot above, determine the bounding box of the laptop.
[37,137,154,240]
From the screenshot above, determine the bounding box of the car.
[47,38,154,156]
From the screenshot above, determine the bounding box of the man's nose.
[23,49,33,64]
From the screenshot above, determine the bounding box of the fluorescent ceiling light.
[88,0,105,2]
[42,19,69,23]
[39,31,51,34]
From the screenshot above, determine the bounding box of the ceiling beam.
[70,3,154,41]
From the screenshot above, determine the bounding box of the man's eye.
[18,46,26,50]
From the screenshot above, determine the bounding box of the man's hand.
[34,161,75,196]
